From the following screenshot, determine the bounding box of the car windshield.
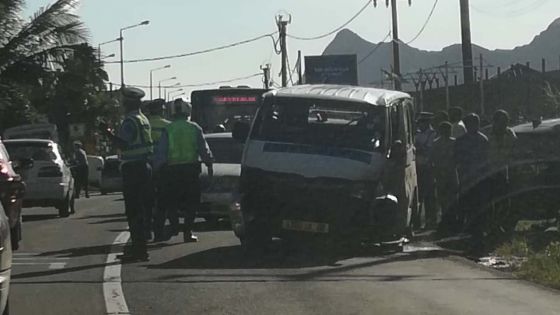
[4,142,56,161]
[206,137,243,164]
[253,97,385,152]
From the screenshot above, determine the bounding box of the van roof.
[268,84,411,107]
[3,139,55,144]
[513,118,560,134]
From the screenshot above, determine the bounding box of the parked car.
[198,133,242,224]
[0,201,12,315]
[233,85,418,252]
[87,155,104,187]
[0,138,28,251]
[3,123,59,143]
[3,139,75,217]
[99,155,122,195]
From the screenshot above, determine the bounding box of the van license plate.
[282,220,329,234]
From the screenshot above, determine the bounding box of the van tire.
[240,218,270,256]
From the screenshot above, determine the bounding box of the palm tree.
[0,0,88,76]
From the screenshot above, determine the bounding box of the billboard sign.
[305,54,358,85]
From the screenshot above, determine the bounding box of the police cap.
[121,87,145,100]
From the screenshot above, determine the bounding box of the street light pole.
[119,20,150,88]
[149,65,171,100]
[159,77,178,99]
[97,38,120,62]
[167,88,184,101]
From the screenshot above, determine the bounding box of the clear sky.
[24,0,560,97]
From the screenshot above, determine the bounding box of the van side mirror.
[389,140,406,162]
[232,122,250,142]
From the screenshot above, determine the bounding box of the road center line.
[103,231,130,315]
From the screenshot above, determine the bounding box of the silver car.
[199,133,242,225]
[4,139,75,218]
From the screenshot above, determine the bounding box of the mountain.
[322,18,560,88]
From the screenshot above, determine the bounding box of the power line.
[105,33,278,64]
[358,31,392,64]
[110,73,263,89]
[403,0,439,45]
[287,0,372,41]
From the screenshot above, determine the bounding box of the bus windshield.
[191,88,267,133]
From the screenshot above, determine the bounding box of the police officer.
[101,87,153,261]
[147,99,171,147]
[154,99,213,242]
[146,99,171,241]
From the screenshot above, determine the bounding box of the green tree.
[0,0,88,132]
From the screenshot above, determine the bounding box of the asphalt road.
[9,194,560,315]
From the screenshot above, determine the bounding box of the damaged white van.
[232,85,419,251]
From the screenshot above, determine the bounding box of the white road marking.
[13,255,69,269]
[103,231,130,315]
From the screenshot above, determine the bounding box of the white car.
[0,201,12,315]
[199,133,242,225]
[3,139,75,217]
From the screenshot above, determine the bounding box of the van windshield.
[252,97,386,152]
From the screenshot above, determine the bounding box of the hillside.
[322,18,560,87]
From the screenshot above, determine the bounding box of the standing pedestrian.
[454,113,489,227]
[72,141,89,200]
[154,99,214,243]
[415,114,437,229]
[100,87,153,262]
[431,122,459,232]
[449,107,467,139]
[486,110,518,232]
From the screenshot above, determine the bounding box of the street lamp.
[119,20,150,87]
[98,38,120,62]
[101,53,115,60]
[164,82,181,100]
[158,77,177,98]
[167,88,184,101]
[149,65,171,100]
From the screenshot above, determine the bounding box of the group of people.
[101,87,214,262]
[415,106,517,233]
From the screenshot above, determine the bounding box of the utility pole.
[445,61,450,110]
[277,15,291,87]
[261,64,271,89]
[390,0,402,90]
[460,0,474,85]
[479,53,485,116]
[297,50,303,85]
[374,0,409,91]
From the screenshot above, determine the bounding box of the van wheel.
[240,218,270,256]
[57,195,71,218]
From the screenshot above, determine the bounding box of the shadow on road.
[89,217,128,225]
[148,242,451,270]
[78,213,126,220]
[22,214,60,222]
[36,242,178,258]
